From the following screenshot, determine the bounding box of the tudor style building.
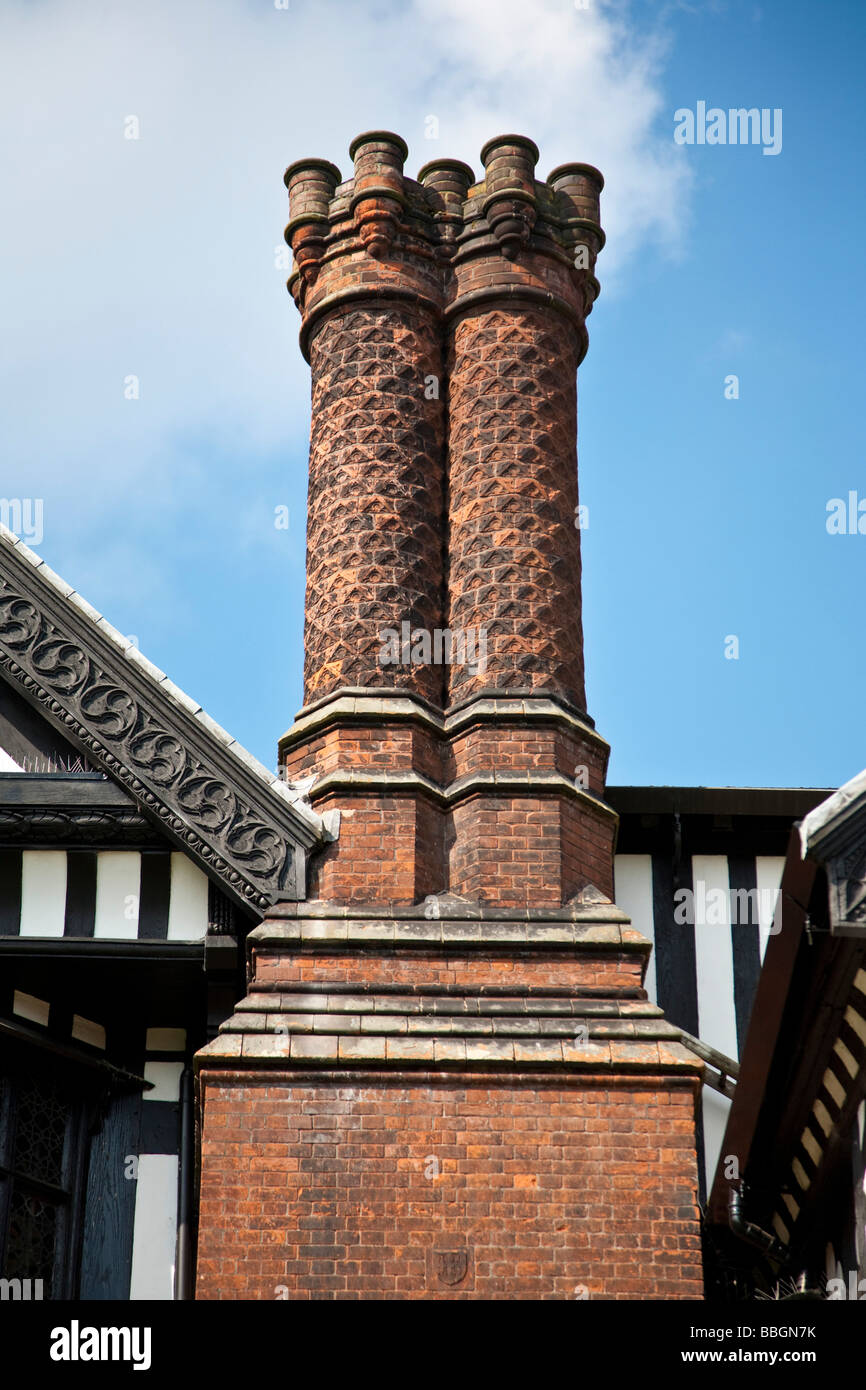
[0,532,326,1297]
[705,774,866,1301]
[1,129,859,1303]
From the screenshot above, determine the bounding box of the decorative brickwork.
[194,132,703,1302]
[446,307,584,708]
[305,306,445,704]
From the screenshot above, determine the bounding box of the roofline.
[606,786,834,819]
[0,526,327,909]
[800,766,866,858]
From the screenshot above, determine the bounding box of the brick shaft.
[305,304,445,704]
[446,305,584,708]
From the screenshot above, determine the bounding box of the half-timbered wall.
[608,786,832,1200]
[614,850,783,1193]
[0,850,208,942]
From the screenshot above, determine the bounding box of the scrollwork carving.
[225,816,286,877]
[176,775,236,831]
[0,571,314,908]
[0,596,42,648]
[81,683,139,736]
[128,729,187,785]
[31,636,90,694]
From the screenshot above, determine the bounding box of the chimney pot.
[348,131,408,258]
[283,158,342,287]
[479,135,539,259]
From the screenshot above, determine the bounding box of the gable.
[0,527,326,911]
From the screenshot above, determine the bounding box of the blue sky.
[2,0,863,788]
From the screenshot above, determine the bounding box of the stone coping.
[262,899,633,923]
[231,990,660,1014]
[221,1011,683,1042]
[197,1032,700,1072]
[248,918,649,951]
[301,767,618,819]
[279,690,609,753]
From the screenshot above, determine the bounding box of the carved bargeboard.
[0,551,321,910]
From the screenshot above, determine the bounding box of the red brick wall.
[196,1074,702,1300]
[303,790,450,905]
[447,793,615,906]
[282,715,614,907]
[251,946,644,993]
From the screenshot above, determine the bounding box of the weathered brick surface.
[282,709,613,905]
[252,947,644,994]
[446,307,585,710]
[284,720,443,783]
[444,718,607,791]
[303,791,444,904]
[447,793,615,906]
[195,1075,702,1300]
[278,133,612,908]
[304,305,445,704]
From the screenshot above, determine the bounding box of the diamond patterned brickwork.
[285,130,604,720]
[304,304,445,704]
[446,307,585,710]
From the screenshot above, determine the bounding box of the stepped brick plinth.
[196,901,703,1300]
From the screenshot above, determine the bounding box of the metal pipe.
[175,1067,195,1300]
[727,1184,785,1259]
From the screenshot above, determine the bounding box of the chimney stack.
[193,134,702,1303]
[281,131,614,909]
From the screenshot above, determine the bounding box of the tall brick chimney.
[280,131,614,910]
[195,133,703,1301]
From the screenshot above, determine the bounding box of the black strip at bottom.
[138,851,171,940]
[64,850,97,938]
[727,855,762,1056]
[0,849,22,937]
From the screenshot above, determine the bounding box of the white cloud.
[1,0,690,582]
